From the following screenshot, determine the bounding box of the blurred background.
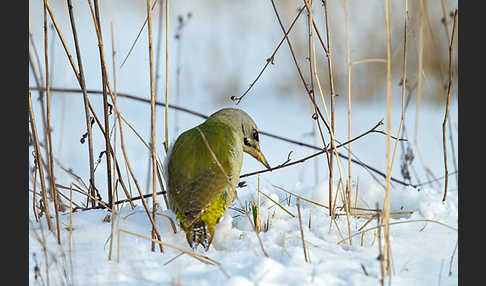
[28,0,458,206]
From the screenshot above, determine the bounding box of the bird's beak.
[255,150,271,170]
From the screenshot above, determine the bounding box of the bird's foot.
[190,223,210,252]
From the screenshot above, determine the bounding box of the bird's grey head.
[208,108,270,169]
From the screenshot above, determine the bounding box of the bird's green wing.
[167,120,240,227]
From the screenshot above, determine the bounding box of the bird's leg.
[202,224,210,251]
[190,222,210,251]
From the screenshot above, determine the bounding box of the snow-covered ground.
[29,0,458,285]
[28,98,458,286]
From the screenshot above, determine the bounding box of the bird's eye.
[252,129,259,141]
[244,137,252,147]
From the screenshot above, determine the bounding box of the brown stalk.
[413,0,437,187]
[440,1,458,191]
[338,218,457,245]
[31,156,39,222]
[270,0,331,134]
[87,0,164,252]
[29,32,50,176]
[93,0,114,207]
[442,9,458,202]
[57,183,111,210]
[301,0,338,224]
[383,0,393,277]
[164,0,170,153]
[390,0,409,186]
[376,206,385,286]
[66,0,97,207]
[43,0,61,244]
[146,0,159,252]
[343,0,352,202]
[108,22,118,261]
[29,91,53,231]
[296,198,309,263]
[117,228,228,278]
[67,1,132,208]
[45,1,79,79]
[321,0,337,221]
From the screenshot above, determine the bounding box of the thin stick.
[442,9,458,202]
[234,6,305,104]
[93,0,114,207]
[87,0,164,252]
[69,183,73,252]
[29,91,53,230]
[383,0,393,276]
[241,120,383,178]
[108,21,118,261]
[31,154,39,222]
[119,0,159,68]
[270,0,331,134]
[273,185,328,209]
[66,0,97,208]
[338,218,457,245]
[296,198,309,263]
[164,0,170,152]
[376,207,384,286]
[439,1,458,192]
[257,175,261,232]
[146,0,159,252]
[413,0,436,186]
[390,0,409,186]
[302,0,348,231]
[260,189,295,218]
[321,0,337,220]
[29,17,50,168]
[43,0,61,244]
[343,0,352,195]
[117,229,226,271]
[31,86,417,188]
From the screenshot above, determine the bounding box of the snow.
[29,0,458,285]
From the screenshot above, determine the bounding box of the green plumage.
[166,108,269,250]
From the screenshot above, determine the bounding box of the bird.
[166,108,270,251]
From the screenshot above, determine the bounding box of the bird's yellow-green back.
[167,115,243,249]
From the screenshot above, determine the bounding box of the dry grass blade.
[164,0,170,153]
[272,184,328,209]
[337,218,457,245]
[92,0,114,208]
[29,91,53,231]
[296,198,309,263]
[260,189,295,218]
[234,5,305,104]
[383,0,393,277]
[43,0,62,243]
[117,228,230,278]
[119,0,159,68]
[66,0,97,207]
[86,0,165,252]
